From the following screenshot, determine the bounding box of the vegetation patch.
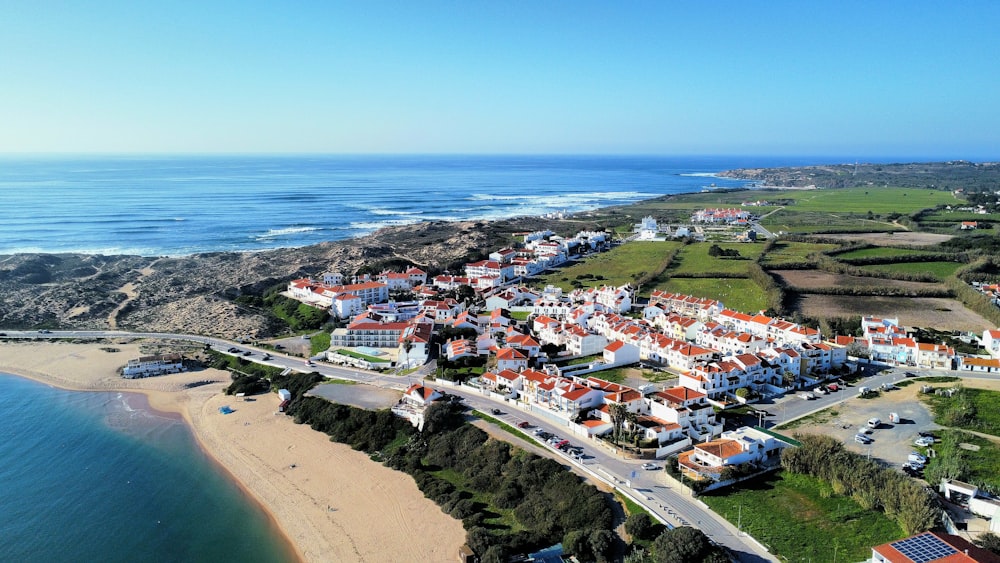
[922,429,1000,495]
[701,471,904,562]
[857,261,963,280]
[653,277,767,313]
[532,241,682,291]
[834,247,941,260]
[921,385,1000,437]
[778,408,839,430]
[669,243,762,276]
[309,332,331,356]
[758,241,836,265]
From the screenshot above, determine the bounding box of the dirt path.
[107,262,160,328]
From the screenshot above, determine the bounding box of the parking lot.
[783,381,941,470]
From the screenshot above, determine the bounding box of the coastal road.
[2,329,770,560]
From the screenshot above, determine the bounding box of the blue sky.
[1,1,998,158]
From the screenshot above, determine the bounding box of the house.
[961,221,979,230]
[871,531,1000,563]
[983,329,1000,358]
[122,353,184,378]
[444,338,478,361]
[495,347,529,372]
[506,333,542,358]
[402,383,443,408]
[676,426,792,481]
[959,356,1000,373]
[603,340,640,365]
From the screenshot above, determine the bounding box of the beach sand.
[0,340,466,563]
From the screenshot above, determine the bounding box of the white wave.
[679,172,722,177]
[348,218,420,231]
[257,226,321,238]
[368,208,422,216]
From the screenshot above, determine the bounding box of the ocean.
[0,375,295,563]
[0,154,827,257]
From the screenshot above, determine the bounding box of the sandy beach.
[0,340,466,563]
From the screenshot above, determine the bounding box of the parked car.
[855,434,873,444]
[902,463,924,476]
[827,383,839,392]
[517,421,531,429]
[533,428,545,436]
[641,463,661,470]
[243,351,252,356]
[867,418,881,428]
[918,431,937,439]
[908,452,928,465]
[554,439,570,449]
[798,392,814,400]
[904,371,916,377]
[491,408,501,415]
[814,387,827,395]
[38,329,52,334]
[914,436,934,447]
[228,347,239,353]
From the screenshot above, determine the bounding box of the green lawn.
[759,241,837,265]
[652,277,767,313]
[783,187,958,214]
[334,348,390,363]
[834,247,939,259]
[857,261,963,279]
[669,243,764,275]
[920,210,997,222]
[701,472,904,562]
[533,240,682,291]
[761,210,900,234]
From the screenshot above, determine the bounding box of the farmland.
[772,270,945,292]
[796,295,992,332]
[668,243,765,275]
[857,261,963,280]
[758,241,837,265]
[833,247,939,260]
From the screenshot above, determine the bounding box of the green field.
[920,210,996,222]
[532,241,682,291]
[652,277,767,313]
[780,187,958,213]
[759,241,837,265]
[669,243,764,275]
[701,472,904,562]
[834,247,939,259]
[857,261,963,279]
[760,210,900,234]
[923,386,1000,438]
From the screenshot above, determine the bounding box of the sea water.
[0,375,295,563]
[0,154,826,256]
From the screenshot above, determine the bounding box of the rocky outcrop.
[0,215,588,339]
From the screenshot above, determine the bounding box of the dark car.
[0,333,7,337]
[517,421,531,429]
[243,351,252,356]
[491,408,501,415]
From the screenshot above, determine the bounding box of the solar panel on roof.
[889,533,958,563]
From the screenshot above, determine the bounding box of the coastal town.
[260,210,1000,562]
[6,189,1000,563]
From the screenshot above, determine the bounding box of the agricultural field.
[919,210,997,222]
[779,187,958,214]
[833,247,940,260]
[652,277,767,313]
[856,261,964,280]
[532,240,682,291]
[808,232,954,246]
[795,295,992,332]
[760,210,898,234]
[772,270,945,291]
[668,242,765,275]
[701,471,904,563]
[759,241,837,265]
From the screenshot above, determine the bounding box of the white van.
[867,417,881,428]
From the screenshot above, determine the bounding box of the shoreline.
[0,340,466,562]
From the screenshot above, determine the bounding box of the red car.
[517,421,531,429]
[827,383,839,392]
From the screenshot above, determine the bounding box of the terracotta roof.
[696,438,744,460]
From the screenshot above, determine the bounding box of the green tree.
[624,512,657,542]
[975,532,1000,555]
[650,526,727,563]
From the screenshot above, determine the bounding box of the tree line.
[781,434,940,535]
